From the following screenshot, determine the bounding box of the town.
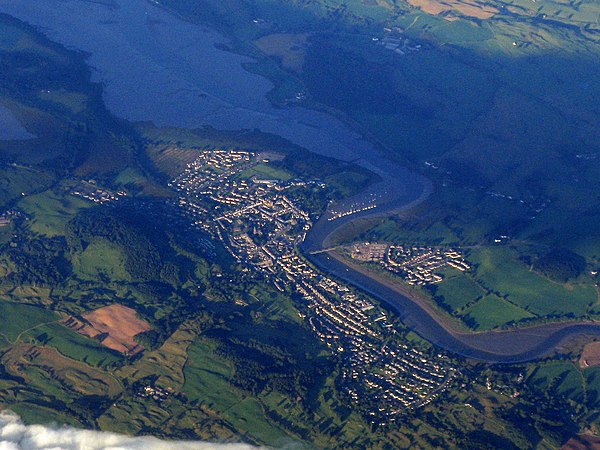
[347,242,471,286]
[0,209,21,228]
[374,27,423,57]
[167,148,457,421]
[71,180,127,204]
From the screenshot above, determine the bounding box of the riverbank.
[328,250,472,334]
[6,0,600,364]
[331,250,600,356]
[303,176,600,363]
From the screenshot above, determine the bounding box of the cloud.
[0,411,263,450]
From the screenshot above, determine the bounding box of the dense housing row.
[169,149,457,422]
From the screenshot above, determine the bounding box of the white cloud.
[0,411,263,450]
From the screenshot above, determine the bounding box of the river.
[303,246,600,363]
[4,0,600,363]
[0,0,383,161]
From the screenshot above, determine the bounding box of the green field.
[0,299,58,342]
[19,190,91,237]
[441,245,597,328]
[462,294,534,330]
[367,217,461,246]
[2,343,121,411]
[9,403,84,427]
[183,338,248,409]
[182,337,292,444]
[72,239,129,281]
[585,367,600,406]
[23,322,123,368]
[433,269,485,311]
[224,397,292,445]
[470,247,596,317]
[0,165,54,208]
[528,362,586,403]
[354,241,598,330]
[239,163,293,181]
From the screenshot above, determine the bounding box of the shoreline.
[331,251,600,353]
[328,251,472,334]
[303,175,600,363]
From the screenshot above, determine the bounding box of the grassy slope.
[164,0,600,328]
[0,5,597,449]
[182,338,293,445]
[470,247,596,317]
[0,299,58,342]
[72,239,129,281]
[23,322,124,368]
[19,190,92,237]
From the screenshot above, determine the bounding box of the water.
[0,0,395,163]
[304,250,600,362]
[0,0,424,250]
[0,103,35,140]
[4,0,597,362]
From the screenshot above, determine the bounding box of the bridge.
[308,247,339,255]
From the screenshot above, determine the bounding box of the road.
[301,169,600,363]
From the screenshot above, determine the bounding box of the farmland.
[405,0,499,19]
[238,163,293,181]
[527,360,600,407]
[19,190,92,237]
[0,1,599,448]
[462,294,534,330]
[2,344,122,399]
[23,322,123,369]
[169,0,598,308]
[0,299,58,342]
[580,342,600,368]
[469,247,596,317]
[72,240,129,281]
[182,337,293,445]
[338,234,599,330]
[63,304,152,355]
[0,165,53,209]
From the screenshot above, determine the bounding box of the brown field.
[579,341,600,368]
[63,304,151,355]
[406,0,498,19]
[254,33,311,72]
[562,434,600,450]
[146,144,203,177]
[2,344,121,397]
